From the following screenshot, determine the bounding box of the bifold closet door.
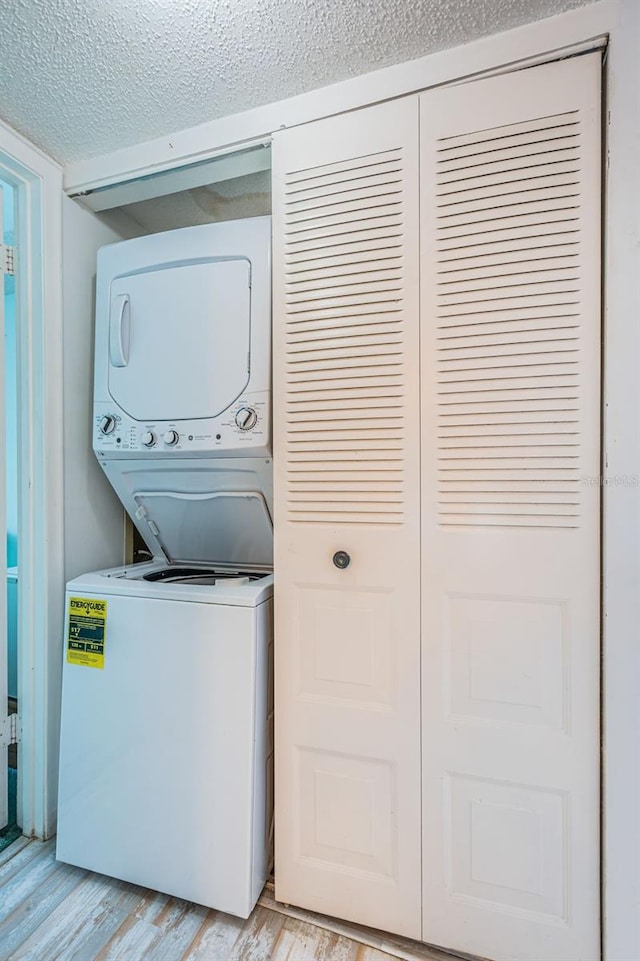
[272,97,422,937]
[420,54,601,961]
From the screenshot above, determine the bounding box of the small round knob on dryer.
[100,415,117,435]
[163,430,180,446]
[141,431,156,448]
[235,407,258,431]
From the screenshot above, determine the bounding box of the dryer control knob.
[100,415,117,435]
[163,430,179,446]
[141,431,156,448]
[235,407,258,431]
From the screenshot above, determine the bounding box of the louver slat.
[283,148,408,524]
[435,110,586,529]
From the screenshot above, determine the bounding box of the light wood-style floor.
[0,837,465,961]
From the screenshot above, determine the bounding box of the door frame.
[0,120,64,840]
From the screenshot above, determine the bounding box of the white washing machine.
[56,217,274,917]
[56,560,274,918]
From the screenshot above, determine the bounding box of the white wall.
[603,0,640,956]
[62,197,125,581]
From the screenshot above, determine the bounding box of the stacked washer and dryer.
[56,217,274,918]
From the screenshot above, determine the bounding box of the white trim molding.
[0,119,64,840]
[602,1,640,958]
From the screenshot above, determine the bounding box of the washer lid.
[133,490,273,567]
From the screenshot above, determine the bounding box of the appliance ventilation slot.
[435,111,585,530]
[283,148,408,525]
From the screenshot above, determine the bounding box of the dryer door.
[107,257,251,421]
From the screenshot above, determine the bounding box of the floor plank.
[314,929,361,961]
[0,842,471,961]
[0,843,62,925]
[0,836,30,869]
[0,838,53,888]
[7,871,144,960]
[228,906,285,961]
[0,862,88,961]
[179,909,245,960]
[269,918,323,961]
[92,889,172,961]
[73,887,208,961]
[135,898,211,961]
[360,951,408,961]
[269,917,368,961]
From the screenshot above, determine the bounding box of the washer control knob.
[141,431,156,448]
[235,407,258,431]
[163,430,180,446]
[100,415,117,435]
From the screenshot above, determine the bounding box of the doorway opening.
[0,178,19,851]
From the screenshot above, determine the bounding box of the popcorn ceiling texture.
[0,0,593,164]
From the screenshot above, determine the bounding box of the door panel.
[420,53,601,961]
[273,97,422,937]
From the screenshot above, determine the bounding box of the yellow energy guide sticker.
[67,597,107,669]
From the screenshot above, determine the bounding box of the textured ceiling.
[0,0,593,165]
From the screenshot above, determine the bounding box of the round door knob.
[332,550,351,570]
[100,415,117,435]
[163,430,179,446]
[141,431,156,448]
[235,407,258,431]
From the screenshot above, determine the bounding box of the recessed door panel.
[296,586,394,709]
[108,258,250,421]
[445,773,567,920]
[297,747,397,878]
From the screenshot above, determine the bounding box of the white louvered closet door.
[420,54,601,961]
[273,97,422,937]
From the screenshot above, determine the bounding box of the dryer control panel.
[94,393,269,458]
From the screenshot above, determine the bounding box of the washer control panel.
[94,394,269,457]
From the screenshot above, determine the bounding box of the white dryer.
[56,218,274,918]
[93,215,271,461]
